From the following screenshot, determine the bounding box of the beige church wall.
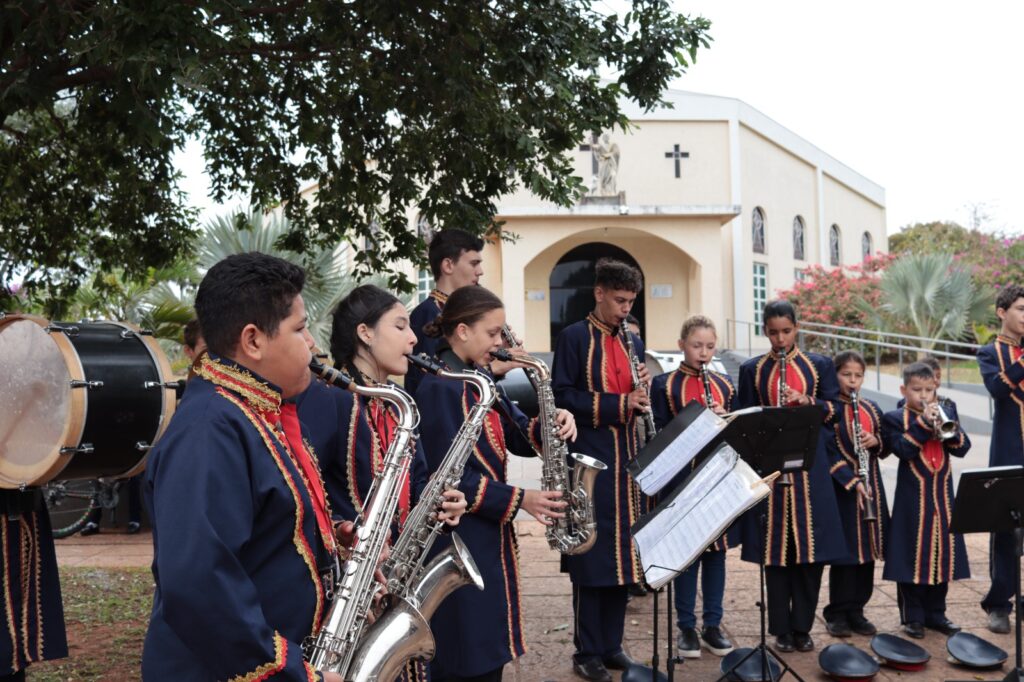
[492,218,725,352]
[495,121,732,208]
[822,174,887,265]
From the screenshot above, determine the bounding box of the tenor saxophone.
[493,348,607,555]
[849,391,877,523]
[344,354,492,681]
[305,361,419,678]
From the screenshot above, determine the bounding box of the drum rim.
[0,314,86,488]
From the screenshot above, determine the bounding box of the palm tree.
[199,209,402,351]
[861,252,990,349]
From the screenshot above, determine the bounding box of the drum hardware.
[45,324,80,336]
[70,379,104,390]
[143,381,182,390]
[60,444,95,455]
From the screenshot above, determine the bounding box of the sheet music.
[634,408,727,495]
[634,448,771,589]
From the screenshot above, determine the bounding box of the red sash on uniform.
[603,334,632,394]
[369,400,411,526]
[922,439,944,470]
[277,403,336,551]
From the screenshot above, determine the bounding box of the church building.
[370,88,886,352]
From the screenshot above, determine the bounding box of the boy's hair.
[833,350,865,372]
[902,361,935,385]
[920,355,941,373]
[625,313,640,327]
[183,318,202,349]
[996,284,1024,312]
[427,229,485,280]
[594,258,643,293]
[763,299,798,326]
[195,253,305,357]
[680,314,716,341]
[424,285,504,339]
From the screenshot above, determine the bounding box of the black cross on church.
[664,144,690,178]
[578,132,600,175]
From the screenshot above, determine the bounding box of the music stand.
[950,465,1024,682]
[715,405,823,682]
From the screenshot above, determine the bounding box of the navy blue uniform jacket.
[978,336,1024,467]
[143,356,333,681]
[737,349,849,566]
[406,290,447,396]
[416,347,542,678]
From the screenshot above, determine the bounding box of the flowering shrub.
[777,253,894,329]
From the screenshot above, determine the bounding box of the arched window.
[752,207,766,254]
[829,224,841,266]
[861,231,873,261]
[792,216,805,261]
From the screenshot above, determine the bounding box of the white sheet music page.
[634,408,726,495]
[634,448,771,589]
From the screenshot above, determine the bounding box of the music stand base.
[621,664,668,682]
[1001,668,1024,682]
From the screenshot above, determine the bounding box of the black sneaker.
[904,621,925,639]
[925,618,961,636]
[849,615,877,636]
[80,522,100,537]
[988,610,1011,635]
[793,632,814,652]
[126,521,141,534]
[676,627,701,659]
[701,626,734,656]
[774,633,795,652]
[572,657,612,682]
[826,619,852,638]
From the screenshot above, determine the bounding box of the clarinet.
[700,362,716,408]
[621,319,656,444]
[776,349,793,487]
[848,391,877,523]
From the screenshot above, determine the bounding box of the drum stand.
[716,510,803,682]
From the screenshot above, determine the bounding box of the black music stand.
[715,405,823,682]
[950,466,1024,682]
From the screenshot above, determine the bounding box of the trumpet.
[930,399,958,441]
[849,391,877,523]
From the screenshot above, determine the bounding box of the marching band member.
[296,284,467,682]
[416,285,574,682]
[882,362,970,639]
[551,258,649,682]
[650,315,737,659]
[737,299,847,654]
[406,229,485,395]
[822,350,890,638]
[978,284,1024,633]
[143,253,344,681]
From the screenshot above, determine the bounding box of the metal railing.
[726,318,992,417]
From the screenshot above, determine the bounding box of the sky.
[661,0,1024,235]
[176,1,1024,237]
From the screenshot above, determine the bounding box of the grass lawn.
[32,567,152,681]
[874,358,982,384]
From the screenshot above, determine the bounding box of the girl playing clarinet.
[650,315,737,659]
[737,300,848,653]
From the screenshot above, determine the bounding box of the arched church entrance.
[549,242,646,344]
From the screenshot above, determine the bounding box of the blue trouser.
[572,583,629,660]
[898,582,948,625]
[673,550,726,629]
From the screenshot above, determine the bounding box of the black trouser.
[765,563,825,636]
[824,562,874,624]
[898,582,948,625]
[86,475,142,526]
[572,583,629,661]
[981,531,1019,615]
[438,668,503,682]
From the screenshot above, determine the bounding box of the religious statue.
[594,133,619,196]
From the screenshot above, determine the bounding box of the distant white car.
[645,351,727,377]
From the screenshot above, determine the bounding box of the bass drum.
[0,314,178,487]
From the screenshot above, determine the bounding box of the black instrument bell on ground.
[946,631,1008,670]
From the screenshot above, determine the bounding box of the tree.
[888,221,974,255]
[2,1,711,308]
[860,252,991,348]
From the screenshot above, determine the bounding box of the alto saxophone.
[305,361,420,678]
[493,347,607,555]
[620,320,656,445]
[344,354,492,681]
[848,391,877,523]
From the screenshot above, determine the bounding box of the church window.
[792,216,805,261]
[753,263,768,335]
[416,268,434,303]
[794,268,807,283]
[829,224,841,266]
[861,231,873,261]
[752,207,766,254]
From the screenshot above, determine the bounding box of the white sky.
[176,1,1024,236]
